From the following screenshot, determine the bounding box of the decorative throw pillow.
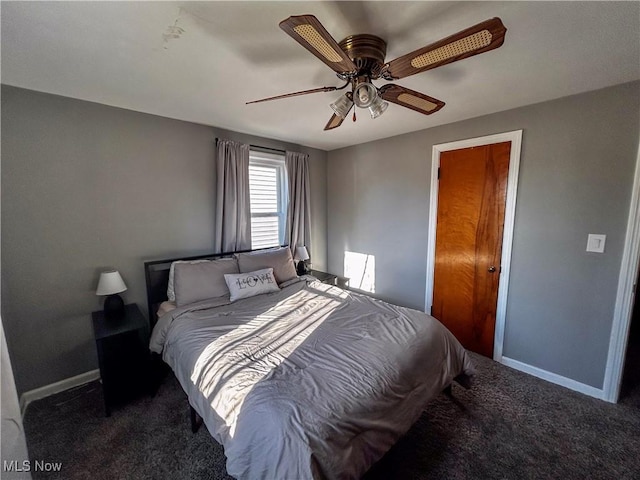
[235,247,298,284]
[224,268,280,302]
[173,258,239,306]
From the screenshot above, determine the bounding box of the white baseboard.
[500,356,607,401]
[19,369,100,416]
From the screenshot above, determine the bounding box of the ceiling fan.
[247,15,506,131]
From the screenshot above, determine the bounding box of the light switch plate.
[586,234,606,253]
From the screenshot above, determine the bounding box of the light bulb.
[353,83,377,109]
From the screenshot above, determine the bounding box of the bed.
[145,247,475,479]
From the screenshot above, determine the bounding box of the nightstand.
[92,304,150,416]
[310,269,350,289]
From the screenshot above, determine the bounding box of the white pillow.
[224,268,280,302]
[156,301,176,318]
[167,259,209,302]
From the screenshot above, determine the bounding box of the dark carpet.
[24,352,640,480]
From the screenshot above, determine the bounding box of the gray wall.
[327,81,640,389]
[1,85,327,395]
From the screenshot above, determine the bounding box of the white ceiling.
[2,1,639,151]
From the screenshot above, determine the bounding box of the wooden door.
[432,142,511,357]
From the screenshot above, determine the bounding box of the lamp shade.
[353,82,377,108]
[295,246,310,262]
[96,270,127,296]
[369,96,389,119]
[330,94,354,119]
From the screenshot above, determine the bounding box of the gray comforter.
[150,277,474,479]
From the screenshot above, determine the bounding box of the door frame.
[602,139,640,402]
[425,130,523,362]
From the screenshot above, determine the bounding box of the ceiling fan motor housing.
[338,34,387,79]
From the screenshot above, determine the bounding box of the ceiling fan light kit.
[248,15,506,131]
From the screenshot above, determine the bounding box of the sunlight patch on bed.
[344,251,375,293]
[190,290,341,438]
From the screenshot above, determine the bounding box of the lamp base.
[104,294,125,319]
[297,261,309,276]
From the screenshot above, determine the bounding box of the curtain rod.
[215,137,286,155]
[250,144,286,155]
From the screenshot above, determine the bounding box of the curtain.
[214,139,251,253]
[285,151,312,257]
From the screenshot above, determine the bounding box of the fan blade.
[324,102,354,131]
[247,86,338,104]
[383,18,506,80]
[379,84,445,115]
[324,113,346,131]
[280,15,357,75]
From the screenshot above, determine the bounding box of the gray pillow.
[167,259,209,302]
[173,257,239,306]
[235,247,297,285]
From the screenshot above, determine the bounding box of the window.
[249,150,288,249]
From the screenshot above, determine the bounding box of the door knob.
[488,266,497,273]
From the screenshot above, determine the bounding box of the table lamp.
[295,246,310,275]
[96,270,127,319]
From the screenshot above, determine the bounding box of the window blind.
[249,156,286,249]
